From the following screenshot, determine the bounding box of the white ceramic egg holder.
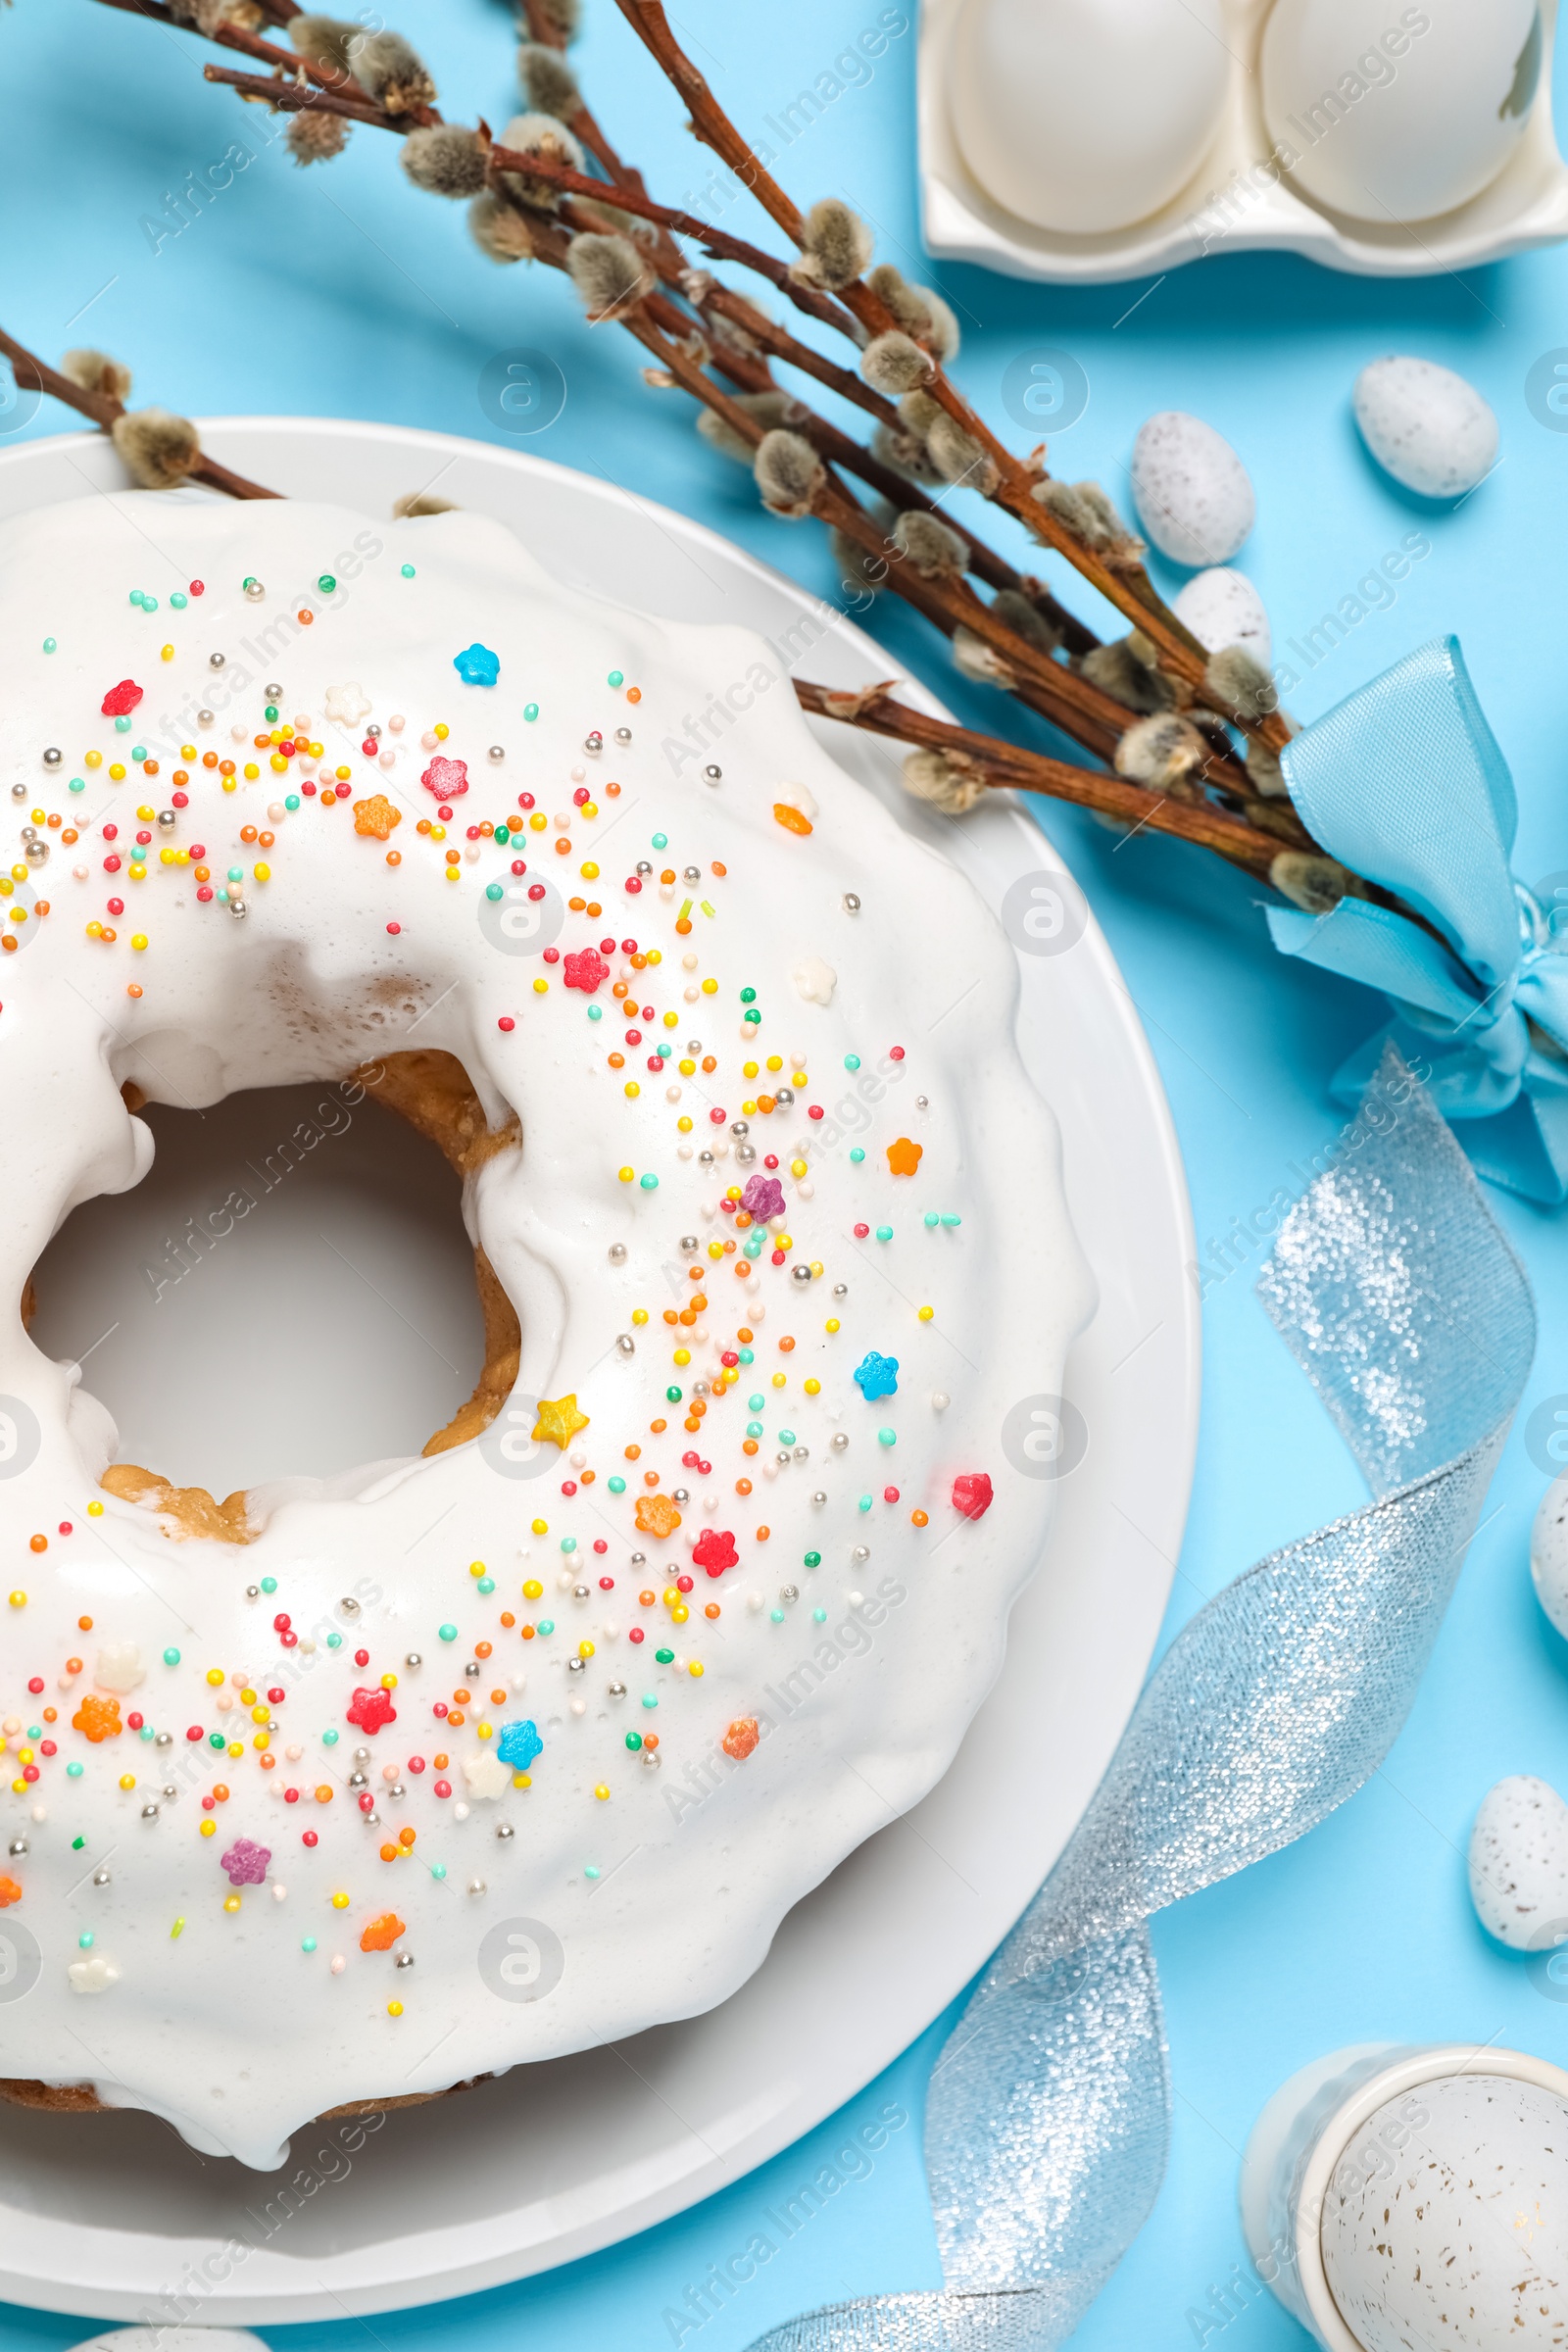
[918,0,1568,281]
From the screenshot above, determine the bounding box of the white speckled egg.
[1470,1776,1568,1950]
[1171,567,1272,664]
[1531,1472,1568,1639]
[1262,0,1540,224]
[1130,413,1254,567]
[1354,356,1499,499]
[1323,2074,1568,2352]
[950,0,1229,234]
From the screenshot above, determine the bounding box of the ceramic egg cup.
[1238,2040,1568,2351]
[918,0,1568,282]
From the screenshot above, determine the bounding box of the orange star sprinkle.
[72,1694,122,1743]
[886,1136,923,1176]
[353,794,402,841]
[635,1492,682,1538]
[360,1912,406,1952]
[0,1877,21,1908]
[721,1718,760,1761]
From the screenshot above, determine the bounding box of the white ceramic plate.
[0,419,1196,2326]
[919,0,1568,282]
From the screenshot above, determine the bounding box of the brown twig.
[793,681,1285,877]
[199,63,404,131]
[0,322,280,503]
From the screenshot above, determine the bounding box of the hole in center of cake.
[25,1054,507,1506]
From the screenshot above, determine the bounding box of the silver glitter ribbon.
[747,1050,1534,2352]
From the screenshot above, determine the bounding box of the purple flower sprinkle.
[220,1837,270,1886]
[742,1173,785,1222]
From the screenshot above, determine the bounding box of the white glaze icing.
[0,492,1090,2166]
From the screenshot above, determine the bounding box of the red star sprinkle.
[100,679,144,716]
[420,755,468,799]
[952,1472,993,1521]
[346,1685,397,1733]
[563,948,609,994]
[692,1528,738,1577]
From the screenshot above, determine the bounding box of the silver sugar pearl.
[246,1585,260,1598]
[468,1878,487,1895]
[672,1487,690,1504]
[496,1823,515,1839]
[609,1241,627,1263]
[614,726,632,745]
[781,1585,799,1602]
[616,1333,636,1356]
[10,783,26,802]
[340,1597,361,1614]
[916,1095,929,1109]
[92,1869,111,1886]
[832,1283,848,1298]
[389,1783,405,1799]
[736,1144,756,1165]
[843,892,861,913]
[608,1680,626,1696]
[488,744,506,762]
[699,1149,713,1166]
[354,1746,370,1762]
[831,1431,850,1452]
[629,1551,647,1567]
[680,1234,699,1252]
[643,1748,662,1769]
[155,1732,172,1748]
[573,1583,590,1600]
[683,865,701,883]
[774,1085,794,1105]
[405,1651,421,1669]
[691,1379,709,1398]
[394,1951,416,1969]
[264,681,283,700]
[7,1839,25,1857]
[348,1770,368,1788]
[686,1039,703,1054]
[567,1656,585,1674]
[141,1802,160,1819]
[704,764,722,783]
[157,808,177,830]
[24,839,47,865]
[811,1490,827,1506]
[791,1264,811,1284]
[244,579,267,602]
[852,1544,871,1563]
[584,731,603,754]
[775,1450,791,1467]
[227,896,248,921]
[161,1783,178,1797]
[635,859,653,876]
[209,652,226,669]
[366,722,381,740]
[42,746,62,769]
[793,1444,809,1461]
[197,708,215,726]
[730,1120,749,1137]
[364,1812,380,1828]
[464,1662,480,1681]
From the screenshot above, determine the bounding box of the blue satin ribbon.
[744,1053,1533,2352]
[1269,635,1568,1203]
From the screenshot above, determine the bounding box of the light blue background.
[3,2,1568,2345]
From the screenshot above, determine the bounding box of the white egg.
[950,0,1228,234]
[1171,567,1272,664]
[1354,356,1498,499]
[1531,1471,1568,1639]
[1469,1775,1568,1950]
[1261,0,1541,224]
[1323,2075,1568,2352]
[1130,412,1254,567]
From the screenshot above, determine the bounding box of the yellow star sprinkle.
[532,1393,590,1449]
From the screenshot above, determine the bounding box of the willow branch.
[793,683,1285,877]
[0,322,280,503]
[198,63,405,130]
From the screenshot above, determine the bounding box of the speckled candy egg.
[1262,0,1540,224]
[1531,1471,1568,1639]
[1469,1775,1568,1950]
[1130,413,1254,567]
[950,0,1229,233]
[1353,356,1499,498]
[1322,2074,1568,2351]
[1171,567,1272,665]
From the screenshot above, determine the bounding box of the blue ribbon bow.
[1268,635,1568,1203]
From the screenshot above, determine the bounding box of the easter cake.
[0,490,1089,2167]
